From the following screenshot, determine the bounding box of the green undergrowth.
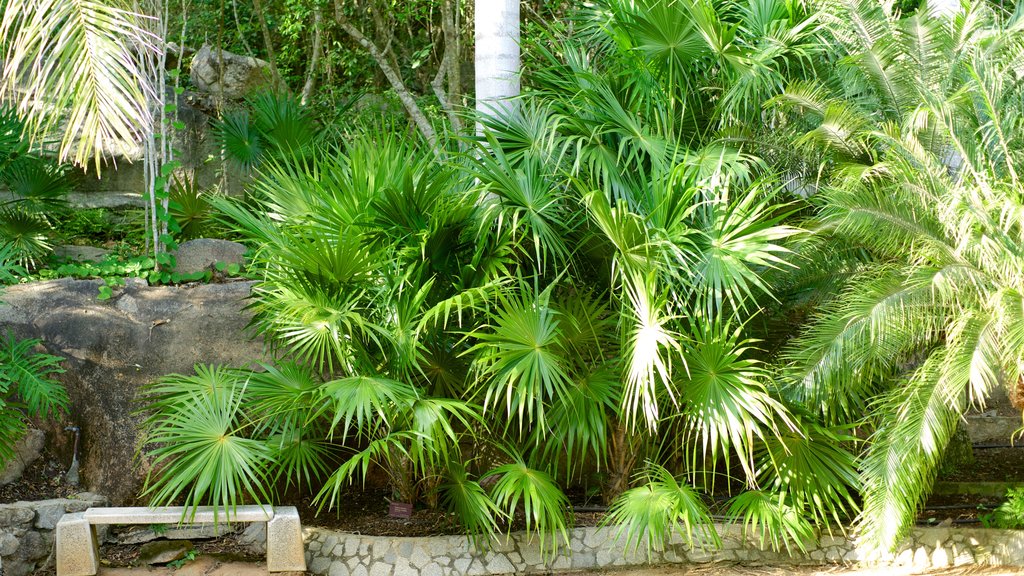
[38,255,246,299]
[5,249,248,299]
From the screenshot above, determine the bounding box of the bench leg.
[56,512,99,576]
[266,506,306,572]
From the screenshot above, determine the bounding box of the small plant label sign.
[388,502,413,519]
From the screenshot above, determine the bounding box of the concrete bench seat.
[56,505,305,576]
[83,505,274,525]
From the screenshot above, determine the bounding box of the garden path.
[93,559,1024,576]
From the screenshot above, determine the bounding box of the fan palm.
[216,93,321,171]
[463,0,858,553]
[142,0,862,554]
[0,107,71,266]
[776,0,1024,551]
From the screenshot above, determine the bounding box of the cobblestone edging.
[302,523,1024,576]
[0,493,108,576]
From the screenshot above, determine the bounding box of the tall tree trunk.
[431,0,464,135]
[251,0,281,85]
[300,8,324,105]
[474,0,519,130]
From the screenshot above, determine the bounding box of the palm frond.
[0,0,153,170]
[602,462,719,557]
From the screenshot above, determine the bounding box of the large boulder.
[173,238,247,275]
[0,278,267,504]
[190,45,276,100]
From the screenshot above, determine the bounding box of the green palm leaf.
[0,0,153,170]
[602,462,719,557]
[468,286,573,432]
[724,490,814,553]
[141,373,274,518]
[483,449,572,555]
[678,319,791,482]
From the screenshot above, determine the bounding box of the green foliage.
[0,0,150,170]
[167,549,197,569]
[216,92,318,170]
[0,333,68,464]
[602,464,719,557]
[33,250,246,299]
[141,366,275,516]
[985,487,1024,529]
[776,0,1024,552]
[168,176,223,241]
[0,245,27,284]
[130,0,984,556]
[0,106,71,268]
[440,462,502,544]
[484,451,572,556]
[724,490,814,553]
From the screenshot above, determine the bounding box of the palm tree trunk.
[603,420,640,505]
[474,0,519,130]
[929,0,959,17]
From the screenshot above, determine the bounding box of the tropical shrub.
[139,0,865,556]
[986,487,1024,529]
[215,92,321,171]
[0,333,68,463]
[0,106,71,267]
[776,0,1024,551]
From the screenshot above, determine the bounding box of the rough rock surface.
[0,429,45,485]
[0,278,266,504]
[190,45,275,100]
[302,523,1024,575]
[53,245,110,263]
[173,238,247,275]
[139,540,194,565]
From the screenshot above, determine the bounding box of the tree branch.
[431,0,463,135]
[334,0,438,151]
[300,7,324,105]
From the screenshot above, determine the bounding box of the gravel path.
[583,566,1024,576]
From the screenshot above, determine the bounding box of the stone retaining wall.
[5,495,1024,576]
[0,493,108,576]
[302,524,1024,576]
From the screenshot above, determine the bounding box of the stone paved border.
[302,524,1024,576]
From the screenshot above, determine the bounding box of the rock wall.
[0,493,108,576]
[0,278,267,504]
[301,524,1024,576]
[69,45,272,206]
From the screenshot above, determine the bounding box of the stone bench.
[55,505,306,575]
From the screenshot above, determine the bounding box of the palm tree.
[469,0,859,552]
[776,0,1024,551]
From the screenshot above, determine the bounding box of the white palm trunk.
[475,0,520,128]
[929,0,960,17]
